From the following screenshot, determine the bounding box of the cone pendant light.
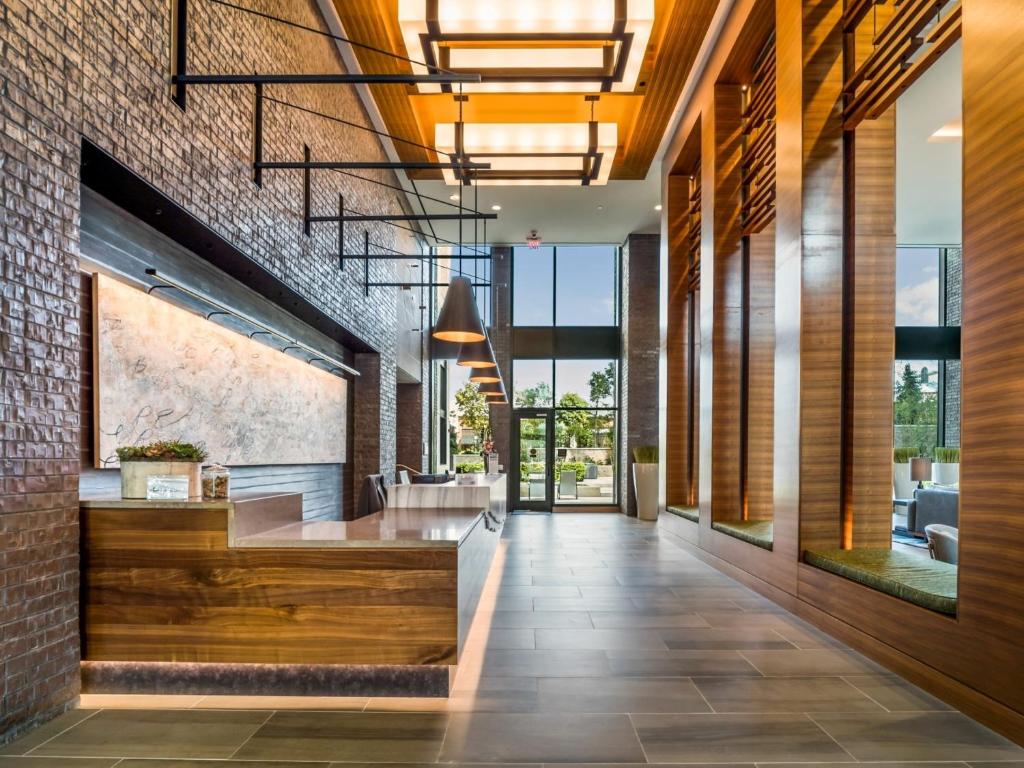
[478,380,504,397]
[470,369,501,384]
[458,333,497,369]
[432,276,486,343]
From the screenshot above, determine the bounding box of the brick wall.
[620,234,662,516]
[2,0,419,741]
[944,247,962,448]
[488,248,514,477]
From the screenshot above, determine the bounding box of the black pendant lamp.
[479,380,504,397]
[432,276,486,343]
[470,369,501,384]
[458,333,497,369]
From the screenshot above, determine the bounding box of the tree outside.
[894,362,938,457]
[555,393,594,447]
[515,381,553,408]
[454,382,491,447]
[588,362,616,407]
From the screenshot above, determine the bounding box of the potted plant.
[933,446,960,486]
[632,445,659,521]
[116,441,208,499]
[893,447,917,500]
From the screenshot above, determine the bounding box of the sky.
[895,246,940,326]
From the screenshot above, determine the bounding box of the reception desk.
[79,481,505,697]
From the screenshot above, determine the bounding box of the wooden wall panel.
[844,107,897,549]
[666,173,692,507]
[959,0,1024,646]
[746,223,775,521]
[710,85,746,523]
[780,0,846,555]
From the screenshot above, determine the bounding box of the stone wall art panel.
[94,274,347,466]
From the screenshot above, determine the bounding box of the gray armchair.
[925,523,959,564]
[907,487,958,534]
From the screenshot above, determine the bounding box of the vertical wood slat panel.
[958,0,1024,644]
[746,222,776,521]
[845,103,897,549]
[794,0,846,555]
[711,85,747,523]
[667,174,692,507]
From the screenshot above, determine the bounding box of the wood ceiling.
[330,0,721,181]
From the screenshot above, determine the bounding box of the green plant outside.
[456,461,485,474]
[116,441,208,463]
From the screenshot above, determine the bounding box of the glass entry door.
[512,410,554,511]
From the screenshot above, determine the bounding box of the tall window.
[510,245,621,505]
[513,245,617,326]
[893,246,961,458]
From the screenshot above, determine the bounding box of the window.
[512,246,554,325]
[513,359,554,408]
[513,245,618,326]
[554,359,616,408]
[556,246,617,326]
[896,247,940,327]
[894,359,940,459]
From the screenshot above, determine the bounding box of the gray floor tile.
[660,628,798,651]
[842,675,954,711]
[740,648,883,676]
[693,675,884,712]
[492,611,593,629]
[535,628,670,650]
[0,711,100,755]
[0,758,118,767]
[536,676,712,713]
[233,711,448,762]
[440,713,646,762]
[116,761,328,768]
[632,713,855,763]
[812,712,1024,761]
[607,649,763,677]
[30,709,268,759]
[480,649,611,677]
[589,610,710,629]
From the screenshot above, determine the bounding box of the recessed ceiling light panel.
[399,0,654,93]
[436,121,618,186]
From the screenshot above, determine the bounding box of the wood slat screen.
[687,166,702,291]
[741,40,777,237]
[843,0,961,130]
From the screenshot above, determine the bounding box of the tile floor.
[2,513,1021,767]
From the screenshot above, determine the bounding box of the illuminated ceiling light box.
[436,122,617,186]
[399,0,654,93]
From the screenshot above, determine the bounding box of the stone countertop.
[78,491,300,510]
[234,506,488,549]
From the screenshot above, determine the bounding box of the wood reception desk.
[79,479,505,697]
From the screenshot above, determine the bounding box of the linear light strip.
[144,269,360,378]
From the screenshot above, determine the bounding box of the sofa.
[907,487,959,534]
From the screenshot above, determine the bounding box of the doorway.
[512,409,554,511]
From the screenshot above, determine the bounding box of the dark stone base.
[81,661,450,698]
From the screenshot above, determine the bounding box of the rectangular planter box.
[120,461,202,499]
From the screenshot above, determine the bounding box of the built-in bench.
[667,504,699,522]
[712,519,773,550]
[804,548,957,615]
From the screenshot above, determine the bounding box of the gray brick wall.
[620,234,661,516]
[1,0,419,741]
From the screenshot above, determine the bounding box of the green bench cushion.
[666,505,699,522]
[712,519,774,550]
[805,548,957,615]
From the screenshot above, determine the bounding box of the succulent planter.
[120,461,202,499]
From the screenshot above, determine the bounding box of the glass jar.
[201,463,231,499]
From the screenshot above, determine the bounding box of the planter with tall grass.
[933,446,960,486]
[632,445,659,521]
[893,447,917,499]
